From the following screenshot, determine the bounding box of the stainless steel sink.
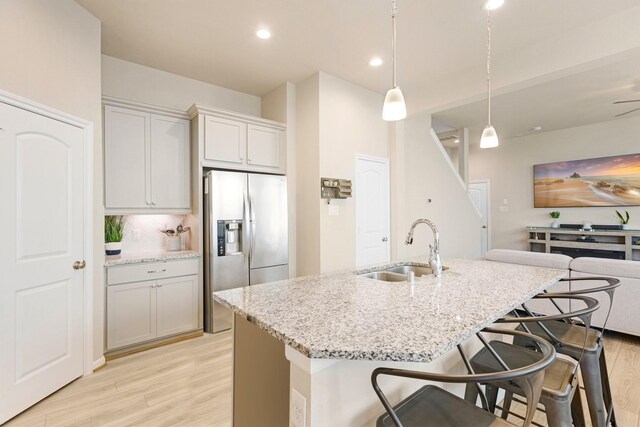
[358,271,407,282]
[357,264,448,282]
[386,264,449,277]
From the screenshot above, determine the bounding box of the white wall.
[102,55,260,115]
[470,115,640,250]
[398,113,482,260]
[318,72,390,272]
[294,75,321,276]
[0,0,104,362]
[262,82,297,278]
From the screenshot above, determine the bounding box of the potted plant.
[105,215,125,255]
[550,211,561,228]
[616,210,631,230]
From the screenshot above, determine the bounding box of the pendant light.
[382,0,406,121]
[480,9,499,148]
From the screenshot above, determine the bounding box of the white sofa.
[484,249,640,337]
[569,257,640,336]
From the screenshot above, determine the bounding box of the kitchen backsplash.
[118,214,189,253]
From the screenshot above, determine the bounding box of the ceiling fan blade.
[613,99,640,104]
[615,107,640,117]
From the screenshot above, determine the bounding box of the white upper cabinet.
[150,114,190,209]
[190,104,286,174]
[104,106,149,209]
[247,124,283,170]
[104,100,191,213]
[204,116,246,166]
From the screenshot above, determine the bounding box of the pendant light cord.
[391,0,398,88]
[486,10,492,126]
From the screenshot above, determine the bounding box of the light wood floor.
[5,330,640,426]
[5,331,233,427]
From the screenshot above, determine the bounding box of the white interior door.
[0,102,85,423]
[469,180,490,255]
[355,156,390,267]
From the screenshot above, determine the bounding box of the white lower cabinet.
[107,280,157,350]
[156,276,199,338]
[106,260,200,352]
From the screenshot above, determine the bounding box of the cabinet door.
[204,116,247,165]
[247,125,282,169]
[150,115,190,209]
[104,106,150,209]
[107,280,157,350]
[156,275,198,338]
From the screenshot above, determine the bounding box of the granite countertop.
[213,257,567,363]
[104,250,200,267]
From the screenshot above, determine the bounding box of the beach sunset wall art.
[534,153,640,207]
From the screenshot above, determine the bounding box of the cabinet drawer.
[107,258,199,285]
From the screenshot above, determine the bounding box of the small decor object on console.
[550,211,560,228]
[104,215,125,255]
[616,210,631,230]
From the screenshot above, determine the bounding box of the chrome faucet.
[405,219,443,277]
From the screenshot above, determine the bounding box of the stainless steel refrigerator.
[204,170,289,333]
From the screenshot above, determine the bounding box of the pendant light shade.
[480,125,499,148]
[480,10,499,148]
[383,0,406,121]
[383,86,407,121]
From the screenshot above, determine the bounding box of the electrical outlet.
[291,388,306,427]
[132,228,141,241]
[499,206,508,213]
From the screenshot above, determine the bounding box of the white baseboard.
[91,356,106,372]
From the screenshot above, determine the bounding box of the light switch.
[328,205,340,216]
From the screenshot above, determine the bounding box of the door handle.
[147,268,167,274]
[382,237,388,242]
[73,260,86,270]
[249,195,255,262]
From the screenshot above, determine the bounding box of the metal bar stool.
[517,277,620,427]
[466,294,600,427]
[372,327,556,427]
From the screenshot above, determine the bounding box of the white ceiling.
[432,53,640,145]
[76,0,639,101]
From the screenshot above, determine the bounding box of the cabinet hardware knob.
[157,284,163,288]
[151,201,156,206]
[146,201,151,205]
[151,284,156,288]
[482,225,487,229]
[248,158,252,162]
[73,260,86,270]
[239,156,244,160]
[382,237,388,242]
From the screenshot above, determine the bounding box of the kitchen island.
[214,257,567,426]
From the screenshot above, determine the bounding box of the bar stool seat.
[377,385,513,427]
[515,317,601,353]
[471,341,576,400]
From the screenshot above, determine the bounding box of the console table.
[526,227,640,261]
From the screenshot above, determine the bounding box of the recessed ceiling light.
[369,57,383,67]
[531,126,543,131]
[256,29,271,40]
[453,139,460,143]
[482,0,504,11]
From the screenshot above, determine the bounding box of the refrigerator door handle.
[249,194,256,263]
[243,190,250,261]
